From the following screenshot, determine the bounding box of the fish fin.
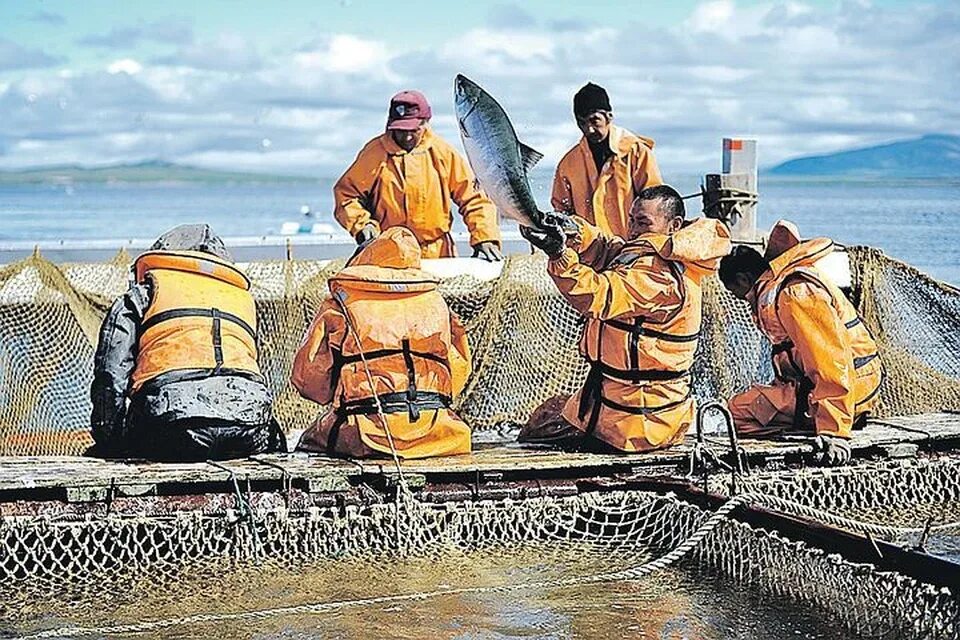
[518,142,544,174]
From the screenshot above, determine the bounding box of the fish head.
[454,74,483,116]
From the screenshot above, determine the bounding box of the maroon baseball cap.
[386,90,432,131]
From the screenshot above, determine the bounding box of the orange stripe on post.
[728,139,743,151]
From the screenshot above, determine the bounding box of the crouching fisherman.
[88,224,285,461]
[719,221,883,466]
[520,186,731,453]
[293,226,473,459]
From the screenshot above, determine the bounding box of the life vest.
[326,271,456,425]
[564,218,730,452]
[130,250,261,392]
[754,239,883,421]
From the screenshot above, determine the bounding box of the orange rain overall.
[729,234,883,438]
[551,125,663,239]
[293,227,472,459]
[333,129,500,258]
[528,218,731,452]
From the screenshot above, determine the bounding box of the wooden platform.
[0,414,958,517]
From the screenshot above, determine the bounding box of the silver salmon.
[454,74,547,229]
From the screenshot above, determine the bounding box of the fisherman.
[519,186,731,453]
[552,83,663,239]
[88,224,285,461]
[333,90,502,261]
[719,221,883,466]
[293,226,473,459]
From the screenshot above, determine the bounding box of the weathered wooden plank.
[0,415,958,495]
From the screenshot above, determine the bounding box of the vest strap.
[598,388,692,416]
[336,391,451,417]
[142,307,257,340]
[602,318,701,342]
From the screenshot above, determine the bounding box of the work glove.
[355,223,379,245]
[472,241,503,262]
[542,211,580,240]
[520,224,565,258]
[811,434,852,467]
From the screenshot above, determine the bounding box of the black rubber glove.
[811,434,852,467]
[472,241,503,262]
[355,223,379,245]
[542,211,580,240]
[520,224,565,258]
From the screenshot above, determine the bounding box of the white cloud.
[0,1,958,175]
[107,59,143,75]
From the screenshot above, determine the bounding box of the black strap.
[142,307,257,340]
[844,317,862,329]
[771,340,793,356]
[339,348,449,369]
[401,339,419,421]
[854,353,879,369]
[590,359,690,383]
[336,391,451,417]
[211,308,223,374]
[603,318,701,343]
[579,323,605,429]
[793,377,815,431]
[599,388,692,416]
[138,367,265,393]
[629,318,641,371]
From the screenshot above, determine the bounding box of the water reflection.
[3,541,846,639]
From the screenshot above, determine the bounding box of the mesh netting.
[1,247,960,455]
[2,471,958,639]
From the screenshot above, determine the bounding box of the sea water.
[0,176,958,284]
[2,545,853,639]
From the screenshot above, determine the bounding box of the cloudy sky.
[0,0,957,177]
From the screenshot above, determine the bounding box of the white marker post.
[703,138,758,242]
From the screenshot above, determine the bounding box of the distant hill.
[0,160,309,184]
[768,134,960,178]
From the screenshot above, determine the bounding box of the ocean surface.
[0,176,958,284]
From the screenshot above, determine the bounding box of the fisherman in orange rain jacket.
[88,224,286,461]
[333,90,502,261]
[519,185,731,453]
[719,221,884,466]
[293,226,473,459]
[551,83,663,240]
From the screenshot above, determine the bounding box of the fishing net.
[2,466,958,639]
[1,246,959,455]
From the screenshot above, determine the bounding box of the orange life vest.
[130,250,261,392]
[754,239,883,422]
[326,272,458,423]
[570,244,706,451]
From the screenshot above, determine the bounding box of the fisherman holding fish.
[333,90,503,261]
[519,188,731,452]
[552,83,663,239]
[455,75,729,453]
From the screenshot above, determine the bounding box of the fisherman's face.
[628,199,682,238]
[390,120,429,152]
[577,111,612,144]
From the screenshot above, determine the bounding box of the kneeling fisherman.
[520,186,731,453]
[719,221,883,466]
[89,224,285,461]
[293,226,473,459]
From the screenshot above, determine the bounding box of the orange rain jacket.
[131,250,261,393]
[544,218,731,452]
[551,125,663,239]
[293,227,472,459]
[333,129,500,258]
[729,229,883,439]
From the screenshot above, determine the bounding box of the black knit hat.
[573,82,612,118]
